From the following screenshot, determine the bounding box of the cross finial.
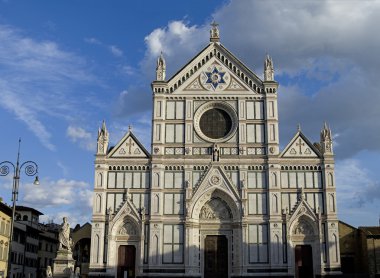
[297,123,301,132]
[128,125,132,132]
[210,21,220,43]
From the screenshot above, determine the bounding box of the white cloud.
[109,45,123,57]
[22,178,93,225]
[66,125,96,152]
[0,24,95,150]
[84,37,101,45]
[136,0,380,157]
[335,158,380,225]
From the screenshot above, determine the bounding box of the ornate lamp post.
[0,138,39,278]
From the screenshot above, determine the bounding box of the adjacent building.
[0,201,12,278]
[89,24,341,278]
[339,221,380,277]
[72,223,92,277]
[9,206,43,278]
[37,223,59,278]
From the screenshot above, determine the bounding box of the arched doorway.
[109,217,141,278]
[117,245,136,278]
[290,215,320,278]
[194,193,239,278]
[204,235,228,278]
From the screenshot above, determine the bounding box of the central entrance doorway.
[204,235,228,278]
[117,245,136,278]
[295,245,313,278]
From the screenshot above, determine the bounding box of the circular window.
[194,101,238,143]
[199,108,232,139]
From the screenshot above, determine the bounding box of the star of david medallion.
[201,65,229,91]
[205,67,225,89]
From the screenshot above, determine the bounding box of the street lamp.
[0,138,39,278]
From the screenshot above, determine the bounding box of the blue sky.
[0,0,379,227]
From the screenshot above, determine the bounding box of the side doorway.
[117,245,136,278]
[295,245,313,278]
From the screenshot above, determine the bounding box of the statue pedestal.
[53,249,75,277]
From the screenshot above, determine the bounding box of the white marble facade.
[89,24,341,278]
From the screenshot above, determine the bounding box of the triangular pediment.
[108,131,150,159]
[281,131,321,158]
[191,165,240,203]
[162,43,265,95]
[289,195,319,223]
[109,196,142,235]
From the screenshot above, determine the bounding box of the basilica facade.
[89,24,341,278]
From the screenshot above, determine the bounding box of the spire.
[320,122,333,155]
[97,120,109,155]
[156,52,166,81]
[210,21,220,43]
[264,54,274,81]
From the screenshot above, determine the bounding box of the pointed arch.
[329,194,335,212]
[152,234,159,265]
[273,234,280,264]
[272,194,278,213]
[97,173,103,187]
[154,173,160,188]
[271,172,278,187]
[154,194,159,213]
[190,188,240,221]
[95,234,100,263]
[96,194,101,213]
[328,173,334,187]
[332,233,338,262]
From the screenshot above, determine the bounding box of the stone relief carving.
[118,221,137,236]
[293,220,314,236]
[199,197,232,220]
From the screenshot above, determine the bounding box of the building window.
[248,224,268,263]
[246,101,264,120]
[248,193,267,215]
[166,101,184,120]
[164,172,184,188]
[163,225,184,264]
[226,171,239,187]
[0,220,4,235]
[163,194,183,215]
[131,193,149,214]
[192,171,203,187]
[280,171,322,189]
[106,193,124,212]
[107,171,150,189]
[247,171,267,188]
[246,124,265,143]
[165,124,184,143]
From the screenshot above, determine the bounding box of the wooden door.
[295,245,313,278]
[204,235,228,278]
[117,245,136,278]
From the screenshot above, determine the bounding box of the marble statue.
[46,266,53,277]
[58,217,72,251]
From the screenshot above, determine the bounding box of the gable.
[163,43,264,95]
[108,131,150,159]
[281,132,321,158]
[191,165,240,203]
[181,60,250,93]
